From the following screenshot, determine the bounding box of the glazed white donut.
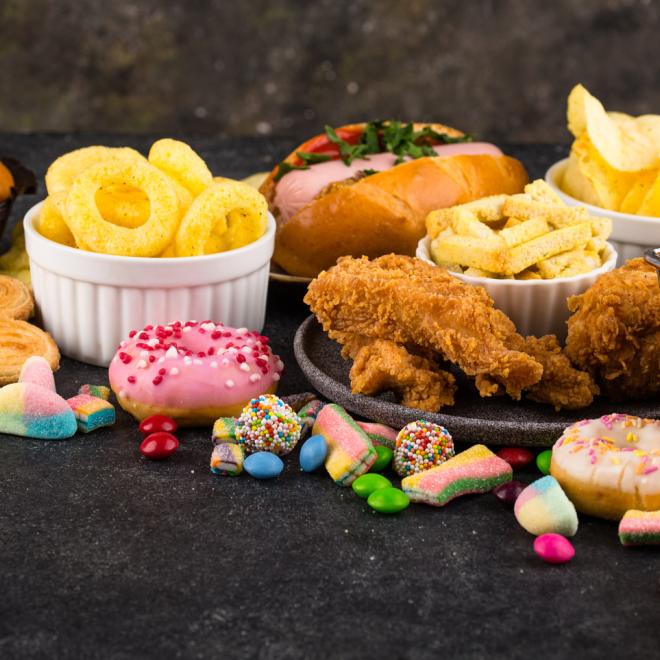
[551,413,660,520]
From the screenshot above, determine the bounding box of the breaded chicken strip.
[305,254,597,409]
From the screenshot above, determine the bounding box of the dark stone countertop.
[0,135,658,660]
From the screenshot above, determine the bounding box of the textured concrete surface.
[1,135,659,659]
[1,0,659,141]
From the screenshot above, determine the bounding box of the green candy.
[352,473,392,499]
[536,449,552,475]
[369,445,393,472]
[367,487,410,514]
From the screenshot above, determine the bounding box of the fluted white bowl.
[24,201,276,366]
[416,236,617,340]
[545,159,660,265]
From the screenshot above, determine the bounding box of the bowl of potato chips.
[418,179,617,339]
[23,139,275,366]
[545,84,660,264]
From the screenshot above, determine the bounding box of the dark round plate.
[294,315,660,447]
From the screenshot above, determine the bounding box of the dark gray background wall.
[1,0,658,142]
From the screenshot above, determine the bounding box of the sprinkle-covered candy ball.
[235,394,302,456]
[393,420,455,477]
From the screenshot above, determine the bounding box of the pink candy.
[533,533,575,564]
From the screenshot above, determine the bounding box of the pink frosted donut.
[109,321,284,426]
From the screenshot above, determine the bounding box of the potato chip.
[149,139,212,197]
[174,180,267,257]
[618,169,658,215]
[636,170,660,217]
[66,161,180,257]
[567,85,660,172]
[45,146,145,195]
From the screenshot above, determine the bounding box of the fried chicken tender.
[305,254,597,410]
[348,338,456,411]
[566,258,660,401]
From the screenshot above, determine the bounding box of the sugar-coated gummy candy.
[78,384,111,401]
[299,434,328,472]
[536,450,552,475]
[496,447,534,469]
[140,431,179,460]
[619,510,660,546]
[493,480,526,505]
[210,442,244,476]
[514,476,578,537]
[0,382,77,440]
[67,394,116,433]
[352,473,392,499]
[533,533,575,564]
[244,451,284,479]
[212,417,236,444]
[139,414,177,435]
[367,487,410,514]
[369,445,393,472]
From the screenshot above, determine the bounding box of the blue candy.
[244,451,284,479]
[299,434,328,472]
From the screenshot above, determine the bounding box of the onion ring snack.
[109,321,284,426]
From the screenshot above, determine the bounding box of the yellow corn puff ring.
[66,161,180,257]
[36,194,76,247]
[45,146,145,196]
[173,180,267,257]
[149,138,212,197]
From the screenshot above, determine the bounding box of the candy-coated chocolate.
[370,445,393,472]
[139,414,177,435]
[533,533,575,564]
[496,447,534,468]
[140,431,179,459]
[352,473,392,499]
[367,487,410,514]
[492,480,526,505]
[299,434,328,472]
[536,450,552,475]
[244,451,284,479]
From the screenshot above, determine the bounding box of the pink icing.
[108,321,284,409]
[314,405,371,460]
[415,456,508,494]
[274,142,503,222]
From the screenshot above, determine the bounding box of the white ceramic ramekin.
[24,201,276,366]
[416,236,617,340]
[545,159,660,265]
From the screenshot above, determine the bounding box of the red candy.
[139,414,178,435]
[533,533,575,564]
[492,480,525,505]
[140,432,179,460]
[496,447,534,468]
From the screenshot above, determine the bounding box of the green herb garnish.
[274,121,474,181]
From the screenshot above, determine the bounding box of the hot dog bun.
[261,123,529,278]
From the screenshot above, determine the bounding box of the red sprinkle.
[148,355,156,363]
[236,353,246,363]
[158,368,166,375]
[128,330,137,338]
[127,375,136,384]
[152,375,163,385]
